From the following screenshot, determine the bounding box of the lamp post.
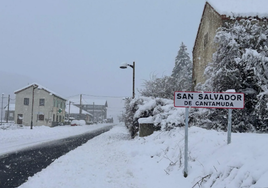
[120,61,135,99]
[31,84,38,129]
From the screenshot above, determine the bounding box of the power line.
[82,94,129,98]
[66,94,129,99]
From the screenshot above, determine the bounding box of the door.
[17,114,23,124]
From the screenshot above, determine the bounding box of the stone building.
[192,0,268,90]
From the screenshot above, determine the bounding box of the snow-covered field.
[1,123,267,188]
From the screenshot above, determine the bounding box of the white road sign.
[174,91,244,109]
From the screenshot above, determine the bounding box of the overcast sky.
[0,0,207,118]
[0,0,207,97]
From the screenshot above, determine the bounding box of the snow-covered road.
[0,123,114,156]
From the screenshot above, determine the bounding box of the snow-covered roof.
[66,104,93,116]
[207,0,268,18]
[14,83,66,101]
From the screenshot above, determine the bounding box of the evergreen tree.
[171,42,192,91]
[139,42,192,99]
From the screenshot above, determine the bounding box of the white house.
[14,83,67,127]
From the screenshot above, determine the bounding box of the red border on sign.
[174,91,245,109]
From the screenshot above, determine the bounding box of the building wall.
[15,86,66,127]
[51,95,66,126]
[192,3,223,90]
[15,86,35,126]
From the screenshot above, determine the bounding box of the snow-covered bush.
[124,97,144,138]
[0,123,24,130]
[195,19,268,132]
[124,96,185,137]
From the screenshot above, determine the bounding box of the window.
[39,99,45,106]
[204,32,208,48]
[38,114,44,121]
[24,98,29,105]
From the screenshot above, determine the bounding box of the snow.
[226,89,236,92]
[71,120,86,126]
[207,0,268,18]
[14,83,67,100]
[0,123,113,156]
[138,116,154,124]
[1,122,268,187]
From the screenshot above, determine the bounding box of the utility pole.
[68,101,71,123]
[31,85,38,129]
[132,61,135,99]
[1,93,4,125]
[31,87,34,129]
[93,102,95,123]
[6,95,10,123]
[79,94,82,120]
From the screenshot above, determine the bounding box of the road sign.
[174,91,245,177]
[174,91,244,109]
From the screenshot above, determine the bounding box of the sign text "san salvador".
[174,92,244,109]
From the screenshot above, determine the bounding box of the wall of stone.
[192,3,222,89]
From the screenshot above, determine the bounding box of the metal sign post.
[174,91,244,177]
[184,107,189,178]
[227,109,232,144]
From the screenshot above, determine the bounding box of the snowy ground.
[0,123,114,156]
[1,123,268,188]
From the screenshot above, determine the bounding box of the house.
[14,83,67,127]
[68,95,108,123]
[65,103,93,124]
[192,0,268,90]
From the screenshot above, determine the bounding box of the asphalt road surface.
[0,125,113,188]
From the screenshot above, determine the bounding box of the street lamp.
[120,61,135,99]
